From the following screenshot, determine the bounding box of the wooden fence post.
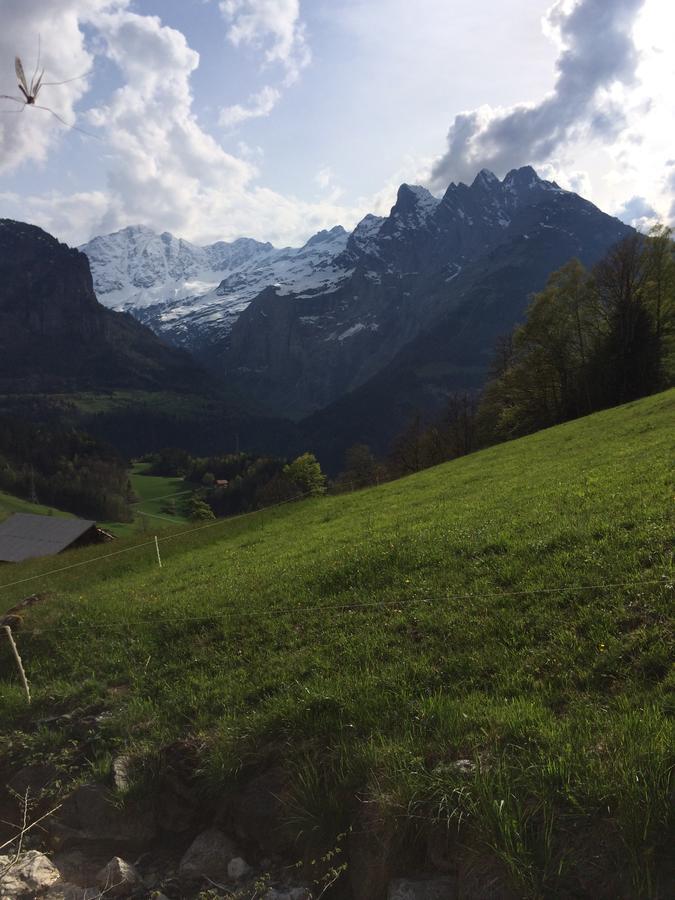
[3,625,31,703]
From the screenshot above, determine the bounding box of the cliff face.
[0,220,207,394]
[221,169,632,420]
[0,220,105,342]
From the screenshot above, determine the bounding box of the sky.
[0,0,673,247]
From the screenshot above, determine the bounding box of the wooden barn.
[0,513,112,563]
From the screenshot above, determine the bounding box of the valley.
[0,390,672,898]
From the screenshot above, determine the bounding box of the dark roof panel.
[0,513,96,562]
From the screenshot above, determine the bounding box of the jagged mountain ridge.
[81,167,631,422]
[80,224,350,354]
[222,167,631,419]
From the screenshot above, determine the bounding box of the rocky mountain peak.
[471,168,501,190]
[304,225,347,247]
[391,183,440,218]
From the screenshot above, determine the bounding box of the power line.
[13,578,670,635]
[0,489,317,594]
[130,488,193,506]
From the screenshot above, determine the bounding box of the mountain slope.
[0,220,207,394]
[224,167,630,420]
[81,223,350,355]
[78,166,631,430]
[1,390,672,898]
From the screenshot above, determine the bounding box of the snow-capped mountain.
[81,167,631,422]
[220,166,630,419]
[80,224,350,352]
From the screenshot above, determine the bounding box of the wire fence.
[10,577,671,636]
[0,487,319,595]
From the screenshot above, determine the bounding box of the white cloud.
[0,0,103,174]
[314,166,333,190]
[216,1,310,129]
[427,0,674,227]
[615,195,659,231]
[219,0,310,85]
[429,0,647,188]
[220,84,281,127]
[0,1,362,247]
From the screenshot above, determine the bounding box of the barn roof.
[0,513,96,563]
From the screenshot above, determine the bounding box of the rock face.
[388,877,458,900]
[82,168,630,433]
[49,783,156,849]
[81,224,350,357]
[221,167,630,421]
[0,219,207,395]
[0,850,61,898]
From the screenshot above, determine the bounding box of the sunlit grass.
[0,389,673,895]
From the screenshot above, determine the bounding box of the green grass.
[0,390,673,896]
[0,465,191,537]
[99,462,193,537]
[0,491,72,524]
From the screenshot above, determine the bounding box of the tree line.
[479,228,673,439]
[144,448,327,520]
[0,417,133,521]
[334,228,674,485]
[131,228,675,512]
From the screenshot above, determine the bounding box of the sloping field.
[0,491,72,524]
[0,390,673,897]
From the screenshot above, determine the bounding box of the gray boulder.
[227,856,251,880]
[179,828,237,885]
[50,784,155,848]
[0,850,61,898]
[96,857,141,897]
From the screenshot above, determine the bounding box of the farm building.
[0,513,112,563]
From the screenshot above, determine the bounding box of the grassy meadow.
[0,390,673,896]
[0,463,192,537]
[0,491,72,524]
[99,462,193,537]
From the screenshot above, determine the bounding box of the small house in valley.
[0,513,113,563]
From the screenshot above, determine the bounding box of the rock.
[45,884,99,900]
[0,220,207,396]
[426,825,459,875]
[451,759,475,776]
[0,850,61,898]
[179,828,237,885]
[456,849,515,900]
[349,801,398,900]
[228,856,251,880]
[220,768,292,855]
[263,889,315,900]
[111,756,134,792]
[53,850,103,888]
[156,786,197,833]
[50,784,155,848]
[96,857,141,897]
[388,876,458,899]
[7,763,59,797]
